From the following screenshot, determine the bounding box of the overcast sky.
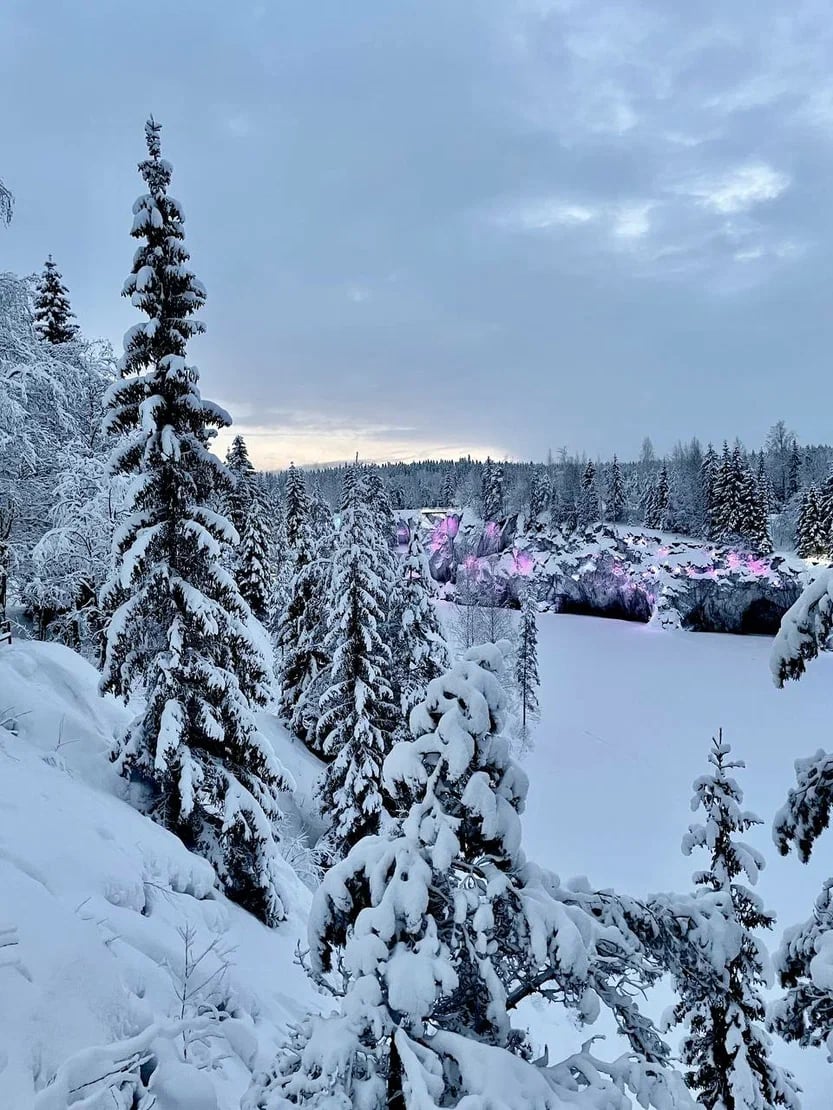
[2,0,833,467]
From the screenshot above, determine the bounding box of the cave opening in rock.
[740,597,786,635]
[556,593,651,624]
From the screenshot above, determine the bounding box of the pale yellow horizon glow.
[213,417,510,472]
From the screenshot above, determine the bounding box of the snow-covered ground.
[516,613,832,1106]
[2,617,832,1105]
[0,642,318,1109]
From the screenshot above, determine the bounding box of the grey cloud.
[2,0,833,463]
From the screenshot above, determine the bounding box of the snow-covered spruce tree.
[756,452,774,521]
[796,486,827,558]
[482,455,504,521]
[247,645,690,1110]
[390,528,450,723]
[339,457,360,510]
[101,118,292,926]
[308,477,333,536]
[441,465,456,507]
[709,443,731,539]
[364,470,396,546]
[315,468,396,858]
[644,464,670,530]
[740,467,773,555]
[788,440,802,500]
[515,590,540,746]
[701,443,718,538]
[277,519,332,750]
[226,431,255,477]
[224,433,256,538]
[667,734,800,1109]
[285,460,310,549]
[768,544,833,1058]
[712,443,748,544]
[608,454,626,525]
[528,466,550,523]
[771,878,833,1056]
[818,471,833,542]
[578,460,599,530]
[33,256,78,345]
[238,482,275,623]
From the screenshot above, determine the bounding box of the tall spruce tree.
[607,454,626,524]
[741,466,773,555]
[712,443,748,544]
[796,486,826,558]
[756,452,773,520]
[528,465,551,523]
[390,528,450,723]
[308,478,332,536]
[315,467,396,858]
[669,734,800,1109]
[578,460,599,529]
[482,456,504,521]
[284,460,310,549]
[33,256,78,344]
[644,463,670,530]
[237,483,275,623]
[277,519,332,749]
[515,590,540,745]
[701,443,718,538]
[225,433,256,538]
[441,465,456,506]
[101,118,291,926]
[787,441,802,499]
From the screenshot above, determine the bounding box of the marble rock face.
[410,514,807,635]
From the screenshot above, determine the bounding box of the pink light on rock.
[512,549,534,576]
[429,515,459,553]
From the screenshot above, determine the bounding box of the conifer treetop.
[120,116,207,376]
[34,255,78,345]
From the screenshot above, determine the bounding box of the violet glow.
[428,514,461,554]
[512,549,534,577]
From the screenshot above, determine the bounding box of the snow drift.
[0,642,317,1109]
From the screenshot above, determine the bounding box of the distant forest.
[266,424,833,554]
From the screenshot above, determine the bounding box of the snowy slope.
[0,642,319,1109]
[3,620,832,1106]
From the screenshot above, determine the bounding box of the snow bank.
[0,642,317,1108]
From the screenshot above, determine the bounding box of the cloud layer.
[2,0,832,463]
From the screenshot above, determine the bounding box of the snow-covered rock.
[412,515,809,634]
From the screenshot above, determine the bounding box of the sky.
[2,0,833,468]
